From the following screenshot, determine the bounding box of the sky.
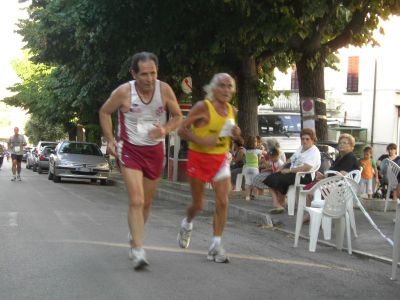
[0,0,29,140]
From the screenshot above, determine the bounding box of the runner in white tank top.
[99,52,182,270]
[118,79,167,146]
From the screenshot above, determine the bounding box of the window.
[291,65,299,91]
[347,56,359,93]
[258,114,301,136]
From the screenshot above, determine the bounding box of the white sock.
[181,218,193,230]
[210,236,221,249]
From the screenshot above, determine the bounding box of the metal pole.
[391,201,400,280]
[371,59,377,145]
[172,133,180,182]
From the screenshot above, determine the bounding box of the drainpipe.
[371,58,377,146]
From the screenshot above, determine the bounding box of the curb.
[111,175,396,266]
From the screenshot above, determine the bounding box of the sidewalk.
[109,171,398,265]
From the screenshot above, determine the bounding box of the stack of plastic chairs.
[310,169,361,239]
[294,176,356,253]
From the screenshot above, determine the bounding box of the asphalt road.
[0,161,399,300]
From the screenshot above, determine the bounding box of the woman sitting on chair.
[263,128,320,214]
[303,133,360,224]
[315,133,360,181]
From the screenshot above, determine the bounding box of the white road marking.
[55,239,354,272]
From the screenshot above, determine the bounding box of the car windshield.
[258,114,301,136]
[59,142,103,156]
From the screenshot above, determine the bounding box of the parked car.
[48,141,110,185]
[36,145,56,174]
[258,107,301,158]
[22,147,31,162]
[26,147,36,169]
[33,141,58,172]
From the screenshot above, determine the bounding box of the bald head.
[14,127,19,135]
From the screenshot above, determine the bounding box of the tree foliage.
[24,115,67,145]
[5,0,400,142]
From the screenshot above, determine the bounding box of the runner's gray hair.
[203,73,236,100]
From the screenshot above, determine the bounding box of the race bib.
[14,146,21,152]
[137,117,163,141]
[219,119,235,137]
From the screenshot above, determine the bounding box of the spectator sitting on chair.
[252,138,286,197]
[302,133,360,224]
[263,128,320,214]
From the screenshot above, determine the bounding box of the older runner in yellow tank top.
[177,73,242,263]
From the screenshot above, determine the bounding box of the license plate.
[78,167,90,172]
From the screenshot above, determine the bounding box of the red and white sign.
[181,77,192,94]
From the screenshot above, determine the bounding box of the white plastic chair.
[294,176,354,253]
[286,162,320,216]
[384,159,400,212]
[234,173,244,191]
[311,169,361,238]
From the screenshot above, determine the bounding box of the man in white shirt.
[8,127,27,181]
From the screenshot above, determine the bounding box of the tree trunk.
[236,55,259,139]
[296,56,328,142]
[190,63,215,103]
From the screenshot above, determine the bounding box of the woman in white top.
[263,128,321,214]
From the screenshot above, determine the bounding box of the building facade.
[272,16,400,158]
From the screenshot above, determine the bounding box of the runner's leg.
[12,159,17,176]
[17,160,22,176]
[121,166,145,248]
[212,177,230,236]
[142,176,160,223]
[187,177,205,222]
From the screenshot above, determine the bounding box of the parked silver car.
[26,147,36,169]
[36,145,56,174]
[33,141,58,172]
[48,141,110,185]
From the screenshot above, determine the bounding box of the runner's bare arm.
[99,83,130,156]
[178,101,218,147]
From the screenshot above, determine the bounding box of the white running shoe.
[177,220,192,249]
[17,175,21,181]
[207,244,230,263]
[11,176,16,181]
[131,248,149,270]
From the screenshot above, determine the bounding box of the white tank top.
[118,80,167,146]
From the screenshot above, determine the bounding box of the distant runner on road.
[8,127,27,181]
[99,52,182,270]
[177,73,241,263]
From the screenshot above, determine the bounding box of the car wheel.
[100,179,107,186]
[53,170,61,183]
[38,166,42,174]
[48,170,53,180]
[32,164,37,172]
[90,179,97,184]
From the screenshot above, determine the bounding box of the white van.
[257,107,301,157]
